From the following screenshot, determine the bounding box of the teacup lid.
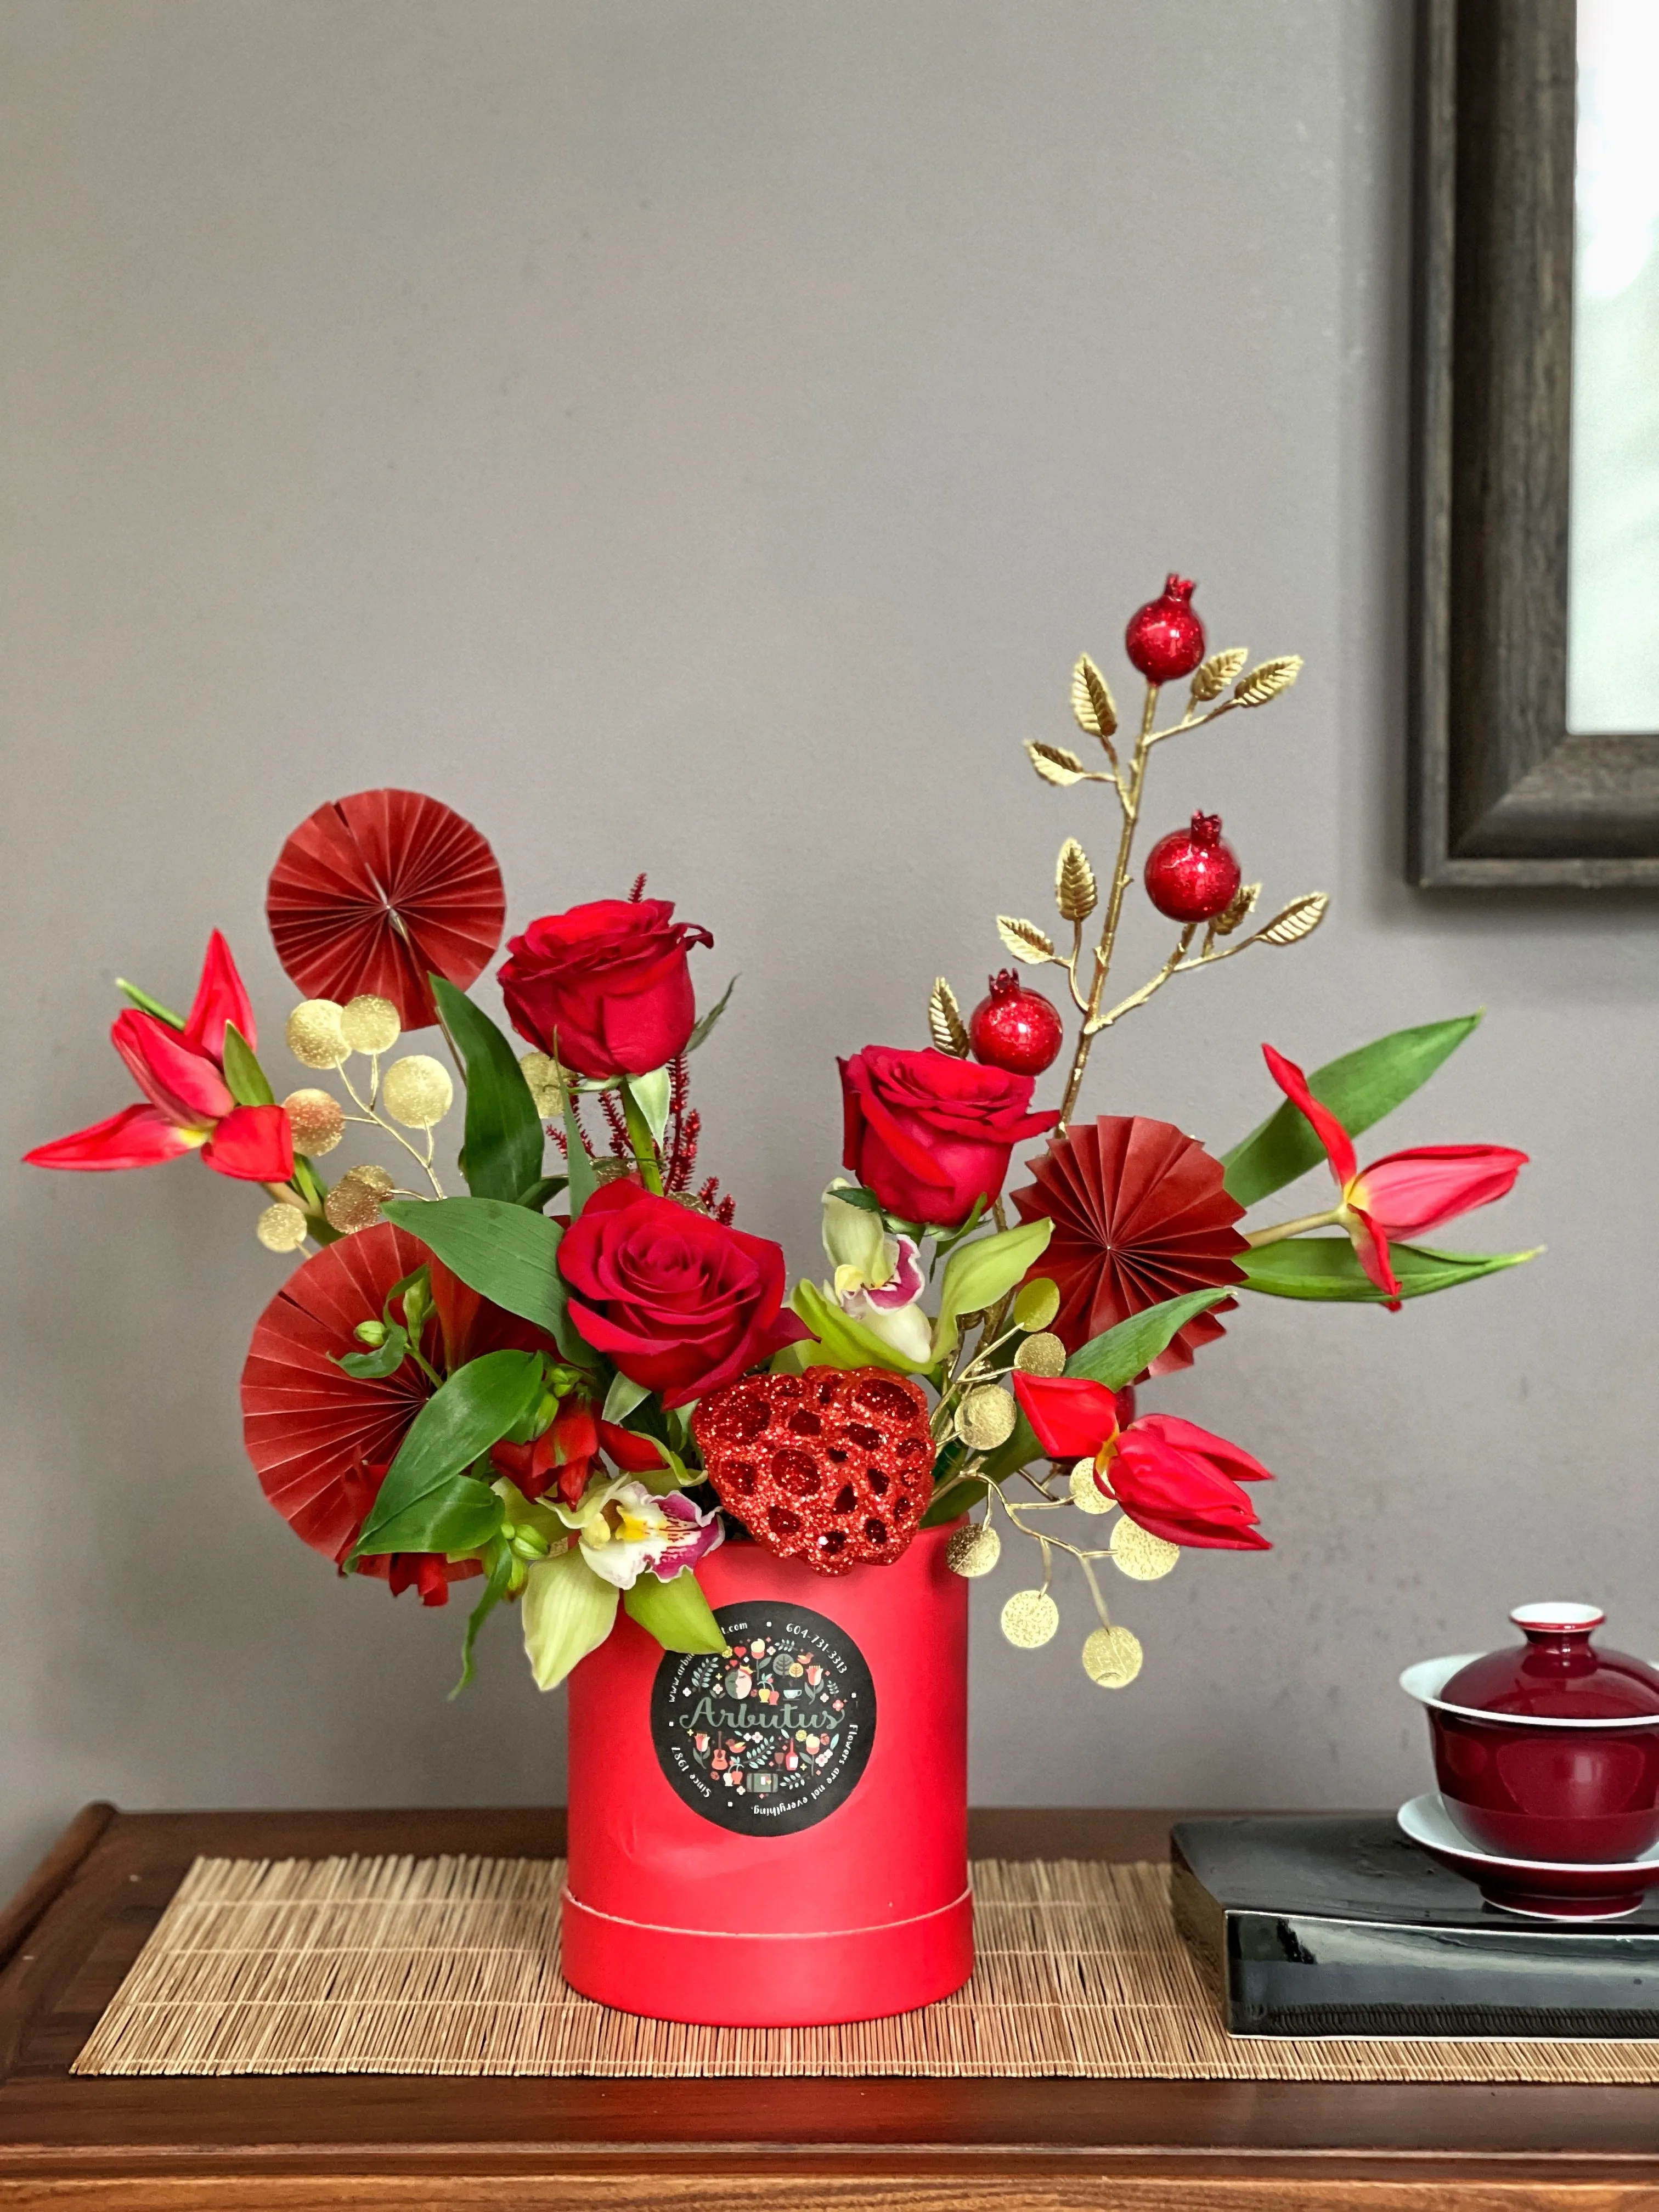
[1441,1602,1659,1720]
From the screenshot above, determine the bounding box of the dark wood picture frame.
[1409,0,1659,887]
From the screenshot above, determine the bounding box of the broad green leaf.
[628,1067,672,1147]
[221,1023,276,1107]
[932,1220,1053,1361]
[431,975,546,1205]
[1223,1014,1482,1208]
[921,1476,985,1528]
[334,1325,410,1380]
[351,1349,543,1561]
[977,1287,1232,1482]
[687,976,736,1053]
[452,1536,514,1697]
[381,1197,573,1348]
[1239,1235,1540,1302]
[602,1371,650,1424]
[624,1566,727,1653]
[789,1279,932,1374]
[516,1174,568,1211]
[522,1545,619,1690]
[354,1471,504,1559]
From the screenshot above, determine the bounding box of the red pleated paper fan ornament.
[240,1220,476,1596]
[1010,1115,1248,1376]
[266,789,506,1031]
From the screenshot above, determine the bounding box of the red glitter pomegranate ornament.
[1125,574,1206,685]
[968,970,1064,1076]
[1142,811,1242,925]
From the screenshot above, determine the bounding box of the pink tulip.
[25,933,294,1183]
[1011,1373,1273,1551]
[1261,1044,1526,1310]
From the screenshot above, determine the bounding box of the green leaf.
[334,1325,410,1379]
[789,1279,932,1374]
[380,1197,573,1350]
[452,1536,514,1697]
[1239,1235,1540,1301]
[522,1545,619,1690]
[933,1220,1053,1361]
[687,976,736,1053]
[351,1349,544,1561]
[353,1470,504,1559]
[627,1067,672,1147]
[115,978,184,1029]
[921,1476,986,1527]
[1223,1014,1483,1208]
[623,1566,727,1653]
[431,975,546,1204]
[221,1022,276,1107]
[602,1371,650,1424]
[516,1175,568,1212]
[977,1286,1233,1481]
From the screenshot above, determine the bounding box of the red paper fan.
[1010,1116,1247,1376]
[266,789,506,1030]
[240,1221,474,1592]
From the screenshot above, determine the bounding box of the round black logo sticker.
[651,1601,876,1835]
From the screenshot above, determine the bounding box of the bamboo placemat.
[70,1853,1659,2082]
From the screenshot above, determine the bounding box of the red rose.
[839,1045,1059,1226]
[498,896,713,1079]
[558,1178,810,1407]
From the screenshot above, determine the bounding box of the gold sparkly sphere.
[955,1384,1017,1452]
[381,1054,454,1128]
[255,1201,309,1254]
[1013,1278,1061,1332]
[1069,1458,1114,1515]
[1082,1624,1144,1689]
[946,1522,1002,1578]
[1013,1330,1067,1378]
[286,1000,348,1069]
[323,1164,395,1234]
[1110,1517,1180,1582]
[282,1088,346,1156]
[340,994,402,1054]
[1000,1588,1059,1650]
[519,1050,563,1116]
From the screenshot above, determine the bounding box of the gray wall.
[2,0,1651,1900]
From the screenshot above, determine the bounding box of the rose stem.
[619,1080,665,1194]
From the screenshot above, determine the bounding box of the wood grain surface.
[2,1805,1658,2209]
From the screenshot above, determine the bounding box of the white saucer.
[1398,1792,1659,1918]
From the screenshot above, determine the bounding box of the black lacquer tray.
[1171,1816,1659,2037]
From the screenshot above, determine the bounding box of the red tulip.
[24,932,294,1184]
[1262,1044,1527,1309]
[1011,1372,1273,1551]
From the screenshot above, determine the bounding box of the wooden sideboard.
[3,1803,1657,2209]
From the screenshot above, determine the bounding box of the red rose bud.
[968,970,1064,1076]
[1011,1374,1272,1551]
[498,896,713,1080]
[1124,574,1206,684]
[558,1177,809,1407]
[838,1045,1059,1228]
[1142,811,1242,924]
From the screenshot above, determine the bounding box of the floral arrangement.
[27,580,1536,1695]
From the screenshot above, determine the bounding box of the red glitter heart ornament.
[691,1369,936,1575]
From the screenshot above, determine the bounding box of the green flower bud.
[353,1320,388,1347]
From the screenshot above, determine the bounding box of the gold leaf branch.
[1084,892,1330,1035]
[929,977,971,1056]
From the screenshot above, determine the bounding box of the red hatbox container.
[563,1522,972,2027]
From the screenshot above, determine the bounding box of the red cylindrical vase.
[563,1523,972,2027]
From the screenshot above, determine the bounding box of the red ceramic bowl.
[1401,1604,1659,1865]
